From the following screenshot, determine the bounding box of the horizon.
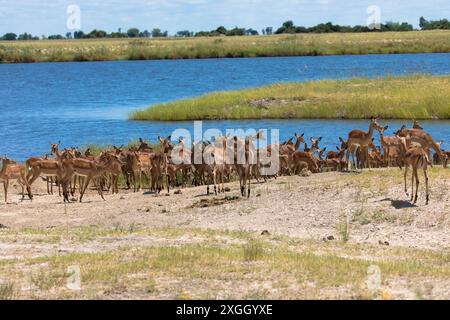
[0,0,449,36]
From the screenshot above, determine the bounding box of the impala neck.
[294,137,302,151]
[367,124,376,140]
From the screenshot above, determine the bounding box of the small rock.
[256,193,261,197]
[165,193,170,197]
[327,236,335,241]
[174,189,182,195]
[378,240,390,246]
[120,196,125,200]
[261,230,270,236]
[70,198,77,202]
[224,187,231,192]
[0,223,9,229]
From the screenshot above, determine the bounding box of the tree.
[48,34,64,40]
[226,27,245,36]
[140,30,151,38]
[216,26,227,35]
[87,29,107,38]
[18,33,33,40]
[66,32,72,39]
[265,27,273,35]
[2,33,17,40]
[275,20,296,34]
[73,30,85,39]
[176,30,192,37]
[151,28,168,37]
[127,28,140,38]
[419,16,428,29]
[246,28,259,36]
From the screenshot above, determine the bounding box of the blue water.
[1,53,449,160]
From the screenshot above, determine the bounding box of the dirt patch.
[249,97,309,109]
[0,168,448,250]
[190,195,241,208]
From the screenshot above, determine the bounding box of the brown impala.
[345,117,383,171]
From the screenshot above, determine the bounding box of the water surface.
[1,53,449,160]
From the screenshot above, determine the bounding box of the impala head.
[310,137,322,149]
[413,119,423,130]
[50,141,61,155]
[304,143,310,152]
[138,138,153,152]
[380,125,388,135]
[294,132,305,144]
[318,147,327,159]
[338,137,348,150]
[158,135,174,153]
[369,117,383,132]
[284,138,293,146]
[394,125,407,136]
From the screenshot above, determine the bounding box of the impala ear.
[336,146,340,151]
[158,136,163,143]
[301,133,304,137]
[318,137,322,141]
[167,135,171,141]
[323,147,327,152]
[339,137,344,143]
[384,125,388,130]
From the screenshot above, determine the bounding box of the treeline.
[274,20,414,33]
[1,17,449,41]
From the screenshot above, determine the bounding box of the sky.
[0,0,449,36]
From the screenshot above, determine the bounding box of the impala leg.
[345,149,351,172]
[213,169,217,195]
[95,177,106,201]
[404,165,408,196]
[80,176,91,203]
[424,168,429,205]
[413,168,419,204]
[410,169,415,202]
[3,180,8,203]
[20,183,25,200]
[247,169,251,198]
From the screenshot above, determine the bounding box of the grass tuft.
[131,75,450,121]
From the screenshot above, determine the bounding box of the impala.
[398,136,430,205]
[345,117,383,171]
[0,157,32,203]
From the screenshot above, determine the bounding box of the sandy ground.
[0,168,449,251]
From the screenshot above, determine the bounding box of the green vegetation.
[0,226,449,299]
[1,30,450,63]
[131,75,450,121]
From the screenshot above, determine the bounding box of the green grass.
[131,75,450,120]
[0,226,449,299]
[1,30,450,63]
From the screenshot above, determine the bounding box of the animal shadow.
[379,198,417,209]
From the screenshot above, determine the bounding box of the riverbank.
[130,75,450,121]
[1,31,450,63]
[0,168,449,299]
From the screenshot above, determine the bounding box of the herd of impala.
[0,118,448,206]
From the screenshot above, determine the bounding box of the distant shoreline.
[130,75,450,121]
[1,31,450,64]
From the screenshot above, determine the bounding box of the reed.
[130,75,450,121]
[1,30,450,63]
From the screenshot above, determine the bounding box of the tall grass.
[1,30,450,63]
[131,75,450,121]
